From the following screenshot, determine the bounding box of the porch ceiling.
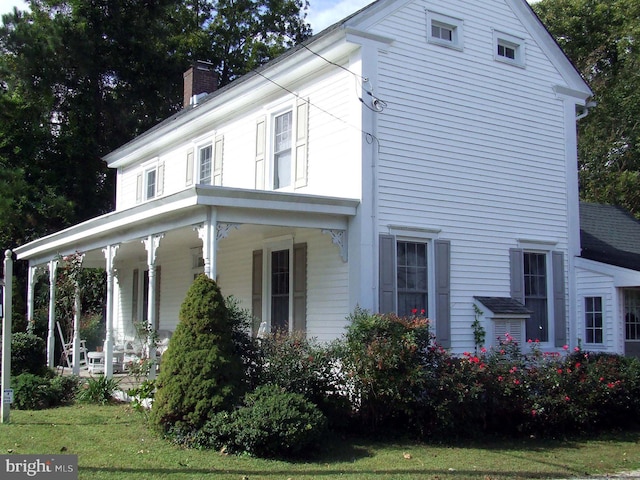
[14,187,359,266]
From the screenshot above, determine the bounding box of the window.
[585,296,603,344]
[427,11,463,50]
[397,241,429,316]
[273,111,292,189]
[198,145,212,184]
[252,242,307,335]
[524,252,548,342]
[145,168,157,200]
[493,31,525,67]
[270,249,290,332]
[625,289,640,341]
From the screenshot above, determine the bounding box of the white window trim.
[394,232,436,320]
[262,235,294,332]
[268,105,296,192]
[144,166,157,201]
[426,10,464,51]
[493,29,526,67]
[522,248,554,346]
[197,142,213,185]
[583,295,604,345]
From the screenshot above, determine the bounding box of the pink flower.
[565,396,570,402]
[480,347,487,354]
[557,369,563,374]
[420,309,426,315]
[528,339,533,343]
[514,379,520,385]
[531,409,537,416]
[574,347,580,352]
[411,308,417,314]
[562,345,569,351]
[498,376,504,382]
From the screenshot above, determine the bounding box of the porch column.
[46,259,58,368]
[196,207,218,280]
[142,234,164,380]
[71,280,82,375]
[103,244,119,378]
[26,265,39,334]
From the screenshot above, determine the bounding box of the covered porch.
[14,186,359,378]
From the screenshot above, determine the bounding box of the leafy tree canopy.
[533,0,640,216]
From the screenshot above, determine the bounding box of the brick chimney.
[183,61,218,108]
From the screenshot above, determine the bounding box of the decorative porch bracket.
[102,244,120,378]
[322,229,348,262]
[216,222,241,240]
[142,233,164,380]
[46,259,58,368]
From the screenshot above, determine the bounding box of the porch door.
[270,249,290,333]
[624,288,640,357]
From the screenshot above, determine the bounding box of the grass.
[1,404,640,479]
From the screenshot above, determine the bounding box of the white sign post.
[1,250,13,423]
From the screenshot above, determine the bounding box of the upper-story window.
[255,98,308,191]
[273,111,293,189]
[493,30,525,67]
[199,144,213,185]
[426,11,464,50]
[145,168,157,200]
[136,159,164,204]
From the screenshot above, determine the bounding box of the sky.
[0,0,541,33]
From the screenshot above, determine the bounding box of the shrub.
[12,372,80,410]
[258,332,349,425]
[195,384,328,458]
[150,275,245,433]
[340,308,433,432]
[77,375,120,404]
[1,332,47,376]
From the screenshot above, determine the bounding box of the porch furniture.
[87,350,125,374]
[56,321,88,370]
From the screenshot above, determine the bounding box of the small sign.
[3,389,13,404]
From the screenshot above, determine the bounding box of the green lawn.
[1,404,639,479]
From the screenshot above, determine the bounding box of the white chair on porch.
[56,321,88,370]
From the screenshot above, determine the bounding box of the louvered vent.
[494,318,525,345]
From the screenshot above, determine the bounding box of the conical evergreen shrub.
[150,275,245,433]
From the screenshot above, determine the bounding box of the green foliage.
[340,308,433,432]
[80,314,105,352]
[258,332,349,426]
[195,384,328,458]
[12,372,80,410]
[77,375,121,405]
[150,275,245,433]
[1,332,47,376]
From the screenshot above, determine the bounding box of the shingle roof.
[474,297,531,315]
[580,202,640,272]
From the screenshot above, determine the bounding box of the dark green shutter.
[293,243,307,333]
[510,248,524,303]
[434,239,451,348]
[552,251,567,347]
[379,234,396,313]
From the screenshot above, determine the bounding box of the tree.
[533,0,640,215]
[150,275,245,433]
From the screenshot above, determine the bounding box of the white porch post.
[142,234,164,380]
[196,207,218,280]
[26,265,38,334]
[71,280,82,375]
[46,259,58,368]
[102,244,119,378]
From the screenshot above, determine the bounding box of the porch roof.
[14,186,359,266]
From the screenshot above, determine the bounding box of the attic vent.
[494,318,524,345]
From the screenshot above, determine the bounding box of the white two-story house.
[15,0,594,375]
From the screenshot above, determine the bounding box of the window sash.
[270,249,290,332]
[145,169,157,200]
[585,296,603,344]
[431,23,453,42]
[524,252,548,342]
[396,241,428,316]
[497,42,516,60]
[625,289,640,341]
[199,145,212,184]
[273,111,292,189]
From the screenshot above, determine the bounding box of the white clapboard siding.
[363,0,572,352]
